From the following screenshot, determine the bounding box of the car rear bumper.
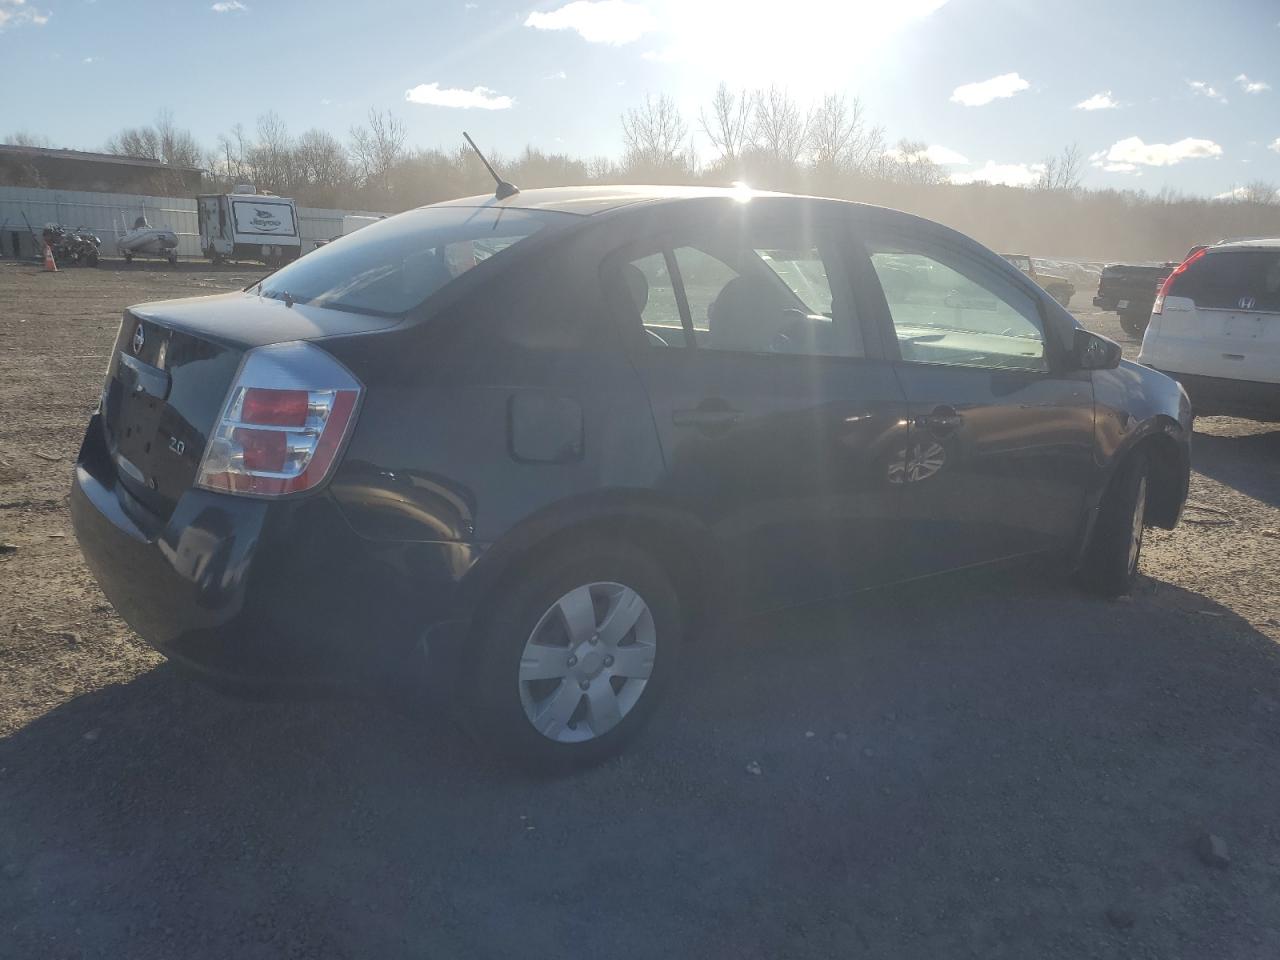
[1150,370,1280,421]
[70,414,479,688]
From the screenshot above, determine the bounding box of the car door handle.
[914,405,963,435]
[672,407,742,428]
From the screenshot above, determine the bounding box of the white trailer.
[197,188,301,266]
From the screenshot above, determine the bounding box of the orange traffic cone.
[42,243,57,272]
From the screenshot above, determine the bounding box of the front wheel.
[1077,451,1149,597]
[469,542,681,772]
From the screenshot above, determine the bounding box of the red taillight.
[233,427,287,472]
[241,387,309,426]
[195,342,362,498]
[1152,247,1207,315]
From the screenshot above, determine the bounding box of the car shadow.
[1191,422,1280,507]
[4,569,1280,959]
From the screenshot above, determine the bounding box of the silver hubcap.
[518,582,657,743]
[1128,475,1148,574]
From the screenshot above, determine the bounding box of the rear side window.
[258,206,570,316]
[613,223,862,359]
[1172,250,1280,311]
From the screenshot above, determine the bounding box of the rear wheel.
[1078,451,1149,597]
[1119,309,1149,338]
[469,542,680,772]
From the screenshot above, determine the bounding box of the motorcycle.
[42,224,101,267]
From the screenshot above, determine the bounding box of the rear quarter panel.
[321,225,670,607]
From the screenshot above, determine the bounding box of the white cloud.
[1235,73,1271,94]
[0,0,50,30]
[885,143,969,165]
[950,72,1030,107]
[211,0,247,10]
[1093,136,1223,168]
[951,161,1045,187]
[544,70,568,80]
[1074,91,1120,111]
[524,0,656,45]
[404,82,515,110]
[83,56,97,63]
[1271,138,1280,154]
[1188,80,1227,103]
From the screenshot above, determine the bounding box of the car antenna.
[463,131,519,200]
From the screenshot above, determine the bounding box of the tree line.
[5,84,1279,262]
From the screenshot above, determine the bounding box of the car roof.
[429,184,808,216]
[1208,237,1280,252]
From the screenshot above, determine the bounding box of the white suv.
[1139,239,1280,421]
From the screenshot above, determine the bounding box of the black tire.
[123,252,133,263]
[469,541,681,773]
[1119,310,1149,339]
[1077,451,1150,597]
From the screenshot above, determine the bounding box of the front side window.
[869,239,1047,372]
[616,226,861,359]
[258,206,571,316]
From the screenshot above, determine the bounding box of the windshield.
[258,206,569,316]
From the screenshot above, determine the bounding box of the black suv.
[71,186,1191,768]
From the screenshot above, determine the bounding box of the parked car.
[71,186,1191,770]
[1001,254,1075,307]
[1139,238,1280,420]
[1094,261,1178,337]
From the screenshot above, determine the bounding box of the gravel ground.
[1,259,1278,959]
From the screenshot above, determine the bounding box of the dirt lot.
[2,259,1278,959]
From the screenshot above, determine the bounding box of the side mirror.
[1072,328,1123,370]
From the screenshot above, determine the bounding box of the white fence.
[0,186,385,260]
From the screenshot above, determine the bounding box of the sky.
[2,0,1279,197]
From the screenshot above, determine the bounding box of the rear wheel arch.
[461,499,721,640]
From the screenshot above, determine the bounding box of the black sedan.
[71,186,1191,770]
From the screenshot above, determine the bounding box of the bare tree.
[1035,143,1083,191]
[807,93,884,175]
[295,129,349,186]
[105,110,200,168]
[212,123,252,186]
[750,86,809,167]
[699,82,752,168]
[886,139,948,186]
[6,131,51,148]
[1238,180,1280,205]
[621,94,688,172]
[349,109,407,196]
[246,111,296,192]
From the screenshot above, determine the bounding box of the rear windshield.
[1172,249,1280,311]
[258,206,570,316]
